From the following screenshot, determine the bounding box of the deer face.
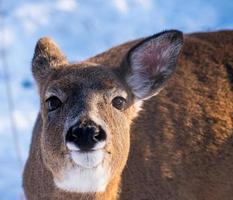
[38,65,133,192]
[32,30,183,193]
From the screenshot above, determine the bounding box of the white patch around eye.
[54,151,109,193]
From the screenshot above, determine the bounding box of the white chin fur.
[54,151,109,193]
[71,150,104,169]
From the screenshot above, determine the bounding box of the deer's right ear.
[32,37,68,83]
[122,30,183,100]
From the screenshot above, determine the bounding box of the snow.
[0,27,15,47]
[113,0,128,13]
[56,0,77,12]
[0,0,232,199]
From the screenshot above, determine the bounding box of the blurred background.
[0,0,232,199]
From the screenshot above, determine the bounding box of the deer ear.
[124,30,183,100]
[32,37,68,83]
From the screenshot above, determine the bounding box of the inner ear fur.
[121,30,183,100]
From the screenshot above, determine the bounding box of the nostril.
[93,132,99,142]
[66,126,80,143]
[93,127,106,142]
[66,121,107,151]
[72,132,78,139]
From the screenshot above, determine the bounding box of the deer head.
[32,30,183,193]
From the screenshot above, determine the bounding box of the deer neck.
[53,176,121,200]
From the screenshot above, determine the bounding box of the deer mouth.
[66,139,106,169]
[66,140,106,151]
[70,149,105,169]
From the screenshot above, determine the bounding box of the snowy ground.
[0,0,232,199]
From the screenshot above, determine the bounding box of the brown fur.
[23,30,233,200]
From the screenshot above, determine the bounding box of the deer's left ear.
[124,30,183,100]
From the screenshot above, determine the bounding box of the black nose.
[66,120,107,151]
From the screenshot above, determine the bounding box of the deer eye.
[112,96,127,110]
[46,96,62,112]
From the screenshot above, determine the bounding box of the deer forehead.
[40,65,127,100]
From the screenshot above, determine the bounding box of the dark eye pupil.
[112,96,126,110]
[46,97,62,111]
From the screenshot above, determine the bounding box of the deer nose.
[66,120,107,151]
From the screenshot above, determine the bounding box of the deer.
[23,29,233,200]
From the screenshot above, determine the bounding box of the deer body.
[23,30,233,200]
